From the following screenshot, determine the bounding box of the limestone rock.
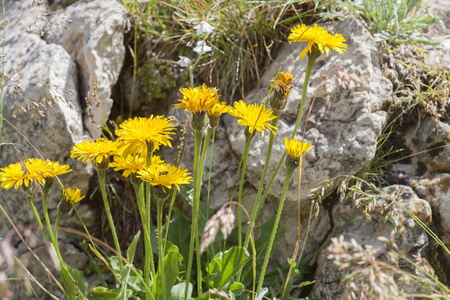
[45,0,127,138]
[411,174,450,283]
[0,1,126,296]
[404,117,450,175]
[0,0,91,238]
[223,18,392,207]
[310,185,432,299]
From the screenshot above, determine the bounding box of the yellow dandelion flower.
[174,84,220,114]
[111,154,164,177]
[71,138,119,168]
[207,101,230,118]
[285,138,312,159]
[288,24,347,59]
[63,187,85,204]
[0,158,70,190]
[207,101,230,128]
[0,161,39,190]
[273,72,294,98]
[26,159,71,179]
[229,100,278,137]
[137,163,192,192]
[115,116,176,157]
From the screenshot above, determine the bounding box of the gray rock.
[310,185,432,300]
[411,174,450,283]
[0,0,91,238]
[168,18,392,268]
[45,0,127,138]
[223,18,392,208]
[0,0,126,296]
[404,117,450,175]
[8,240,89,300]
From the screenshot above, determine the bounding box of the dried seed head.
[218,207,235,240]
[200,215,220,254]
[209,288,230,299]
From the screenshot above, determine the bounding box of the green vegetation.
[314,0,439,44]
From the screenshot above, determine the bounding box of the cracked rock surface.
[0,1,126,297]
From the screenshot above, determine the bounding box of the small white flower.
[193,41,212,54]
[177,56,191,67]
[194,21,215,35]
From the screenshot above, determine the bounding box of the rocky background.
[0,0,449,299]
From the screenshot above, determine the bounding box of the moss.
[138,59,177,103]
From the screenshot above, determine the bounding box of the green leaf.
[67,267,88,296]
[167,214,191,265]
[206,246,249,291]
[127,231,141,262]
[126,269,146,294]
[295,280,316,288]
[229,282,244,296]
[90,287,132,300]
[165,241,184,268]
[152,251,179,299]
[170,282,193,300]
[109,256,122,275]
[117,231,141,299]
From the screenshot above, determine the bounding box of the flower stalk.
[237,129,253,246]
[97,167,123,275]
[185,129,203,299]
[243,116,279,249]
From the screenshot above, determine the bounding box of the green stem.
[193,127,213,293]
[27,195,49,244]
[243,117,279,249]
[53,209,80,300]
[237,133,252,247]
[42,189,63,262]
[256,166,295,292]
[206,129,215,221]
[291,55,317,137]
[54,213,62,255]
[133,181,154,300]
[145,151,157,279]
[97,168,123,275]
[146,182,156,278]
[157,197,166,300]
[185,130,203,300]
[253,54,317,225]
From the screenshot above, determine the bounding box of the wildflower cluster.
[0,158,71,190]
[70,116,191,191]
[0,22,350,300]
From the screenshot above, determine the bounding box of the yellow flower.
[63,188,85,204]
[288,24,347,59]
[111,154,164,177]
[273,72,294,98]
[0,161,38,190]
[174,84,220,114]
[285,138,312,159]
[0,159,71,190]
[207,101,230,118]
[27,159,72,179]
[71,138,119,168]
[137,163,192,191]
[229,100,278,137]
[207,101,230,128]
[115,116,176,157]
